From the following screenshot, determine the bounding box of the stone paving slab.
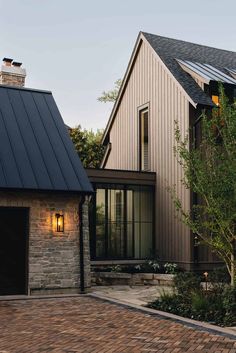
[92,285,172,306]
[0,296,235,352]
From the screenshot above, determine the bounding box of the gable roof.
[0,85,93,193]
[102,32,236,144]
[143,32,236,106]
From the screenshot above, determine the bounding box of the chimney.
[0,58,26,87]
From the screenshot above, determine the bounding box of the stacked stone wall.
[0,191,91,294]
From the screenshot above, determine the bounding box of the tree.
[70,80,122,167]
[70,125,105,168]
[171,86,236,286]
[98,79,122,103]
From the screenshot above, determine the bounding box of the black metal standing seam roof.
[142,32,236,106]
[0,85,93,192]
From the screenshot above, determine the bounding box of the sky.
[0,0,236,130]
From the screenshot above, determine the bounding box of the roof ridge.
[141,31,236,55]
[0,84,52,94]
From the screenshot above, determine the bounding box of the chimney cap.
[3,58,13,63]
[12,61,22,67]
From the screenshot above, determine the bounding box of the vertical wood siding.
[105,40,192,264]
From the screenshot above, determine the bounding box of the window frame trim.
[137,102,150,172]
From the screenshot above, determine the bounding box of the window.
[139,108,149,171]
[90,185,154,260]
[212,95,220,106]
[108,189,125,258]
[95,189,106,258]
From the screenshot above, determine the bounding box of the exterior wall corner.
[82,197,91,290]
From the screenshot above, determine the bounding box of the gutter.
[79,196,86,293]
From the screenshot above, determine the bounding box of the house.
[88,32,236,271]
[0,58,93,295]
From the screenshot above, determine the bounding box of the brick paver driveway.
[0,296,235,353]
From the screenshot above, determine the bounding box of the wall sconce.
[55,213,64,232]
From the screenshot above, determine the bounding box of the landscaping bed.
[91,261,178,286]
[147,269,236,327]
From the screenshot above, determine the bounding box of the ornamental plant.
[171,85,236,285]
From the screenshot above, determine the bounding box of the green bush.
[93,261,181,274]
[148,272,236,327]
[149,291,193,317]
[223,285,236,326]
[208,267,230,294]
[93,261,182,274]
[119,265,143,273]
[163,262,179,274]
[140,260,162,273]
[148,291,191,316]
[191,292,223,324]
[174,272,201,297]
[208,266,230,284]
[191,292,209,313]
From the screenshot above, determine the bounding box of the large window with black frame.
[90,184,154,260]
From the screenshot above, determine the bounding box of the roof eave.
[142,32,197,108]
[0,186,94,194]
[101,32,144,145]
[102,32,199,145]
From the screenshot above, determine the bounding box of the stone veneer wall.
[0,190,91,295]
[82,198,91,289]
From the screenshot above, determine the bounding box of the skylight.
[226,68,236,78]
[177,59,236,85]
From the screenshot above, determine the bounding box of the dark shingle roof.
[143,32,236,106]
[0,85,93,192]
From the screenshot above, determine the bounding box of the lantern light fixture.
[55,213,64,232]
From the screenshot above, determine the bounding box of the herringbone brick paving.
[0,296,235,352]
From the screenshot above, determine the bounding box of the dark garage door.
[0,207,28,295]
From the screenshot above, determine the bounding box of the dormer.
[177,59,236,105]
[226,68,236,80]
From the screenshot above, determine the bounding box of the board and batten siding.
[105,39,193,266]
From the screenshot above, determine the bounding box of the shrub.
[208,266,230,284]
[119,265,142,273]
[142,260,161,273]
[190,291,224,324]
[191,292,209,313]
[163,262,178,274]
[205,267,230,294]
[148,291,192,317]
[93,261,180,274]
[110,265,122,272]
[174,272,201,297]
[148,272,236,327]
[223,285,236,326]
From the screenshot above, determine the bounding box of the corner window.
[90,185,154,260]
[139,108,149,171]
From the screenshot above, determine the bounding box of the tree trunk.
[230,241,236,286]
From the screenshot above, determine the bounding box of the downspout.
[79,195,85,293]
